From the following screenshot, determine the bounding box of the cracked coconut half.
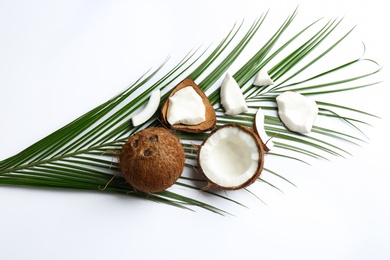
[161,78,216,133]
[197,124,264,190]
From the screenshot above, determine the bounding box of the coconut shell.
[197,124,264,190]
[161,78,216,133]
[119,127,185,194]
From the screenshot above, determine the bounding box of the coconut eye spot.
[143,149,153,156]
[149,134,158,143]
[132,139,139,148]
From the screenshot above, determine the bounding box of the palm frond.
[0,11,380,215]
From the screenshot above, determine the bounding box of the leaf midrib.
[0,142,117,176]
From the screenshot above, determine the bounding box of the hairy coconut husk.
[161,78,216,133]
[197,124,264,190]
[119,127,185,194]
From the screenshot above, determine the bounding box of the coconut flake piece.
[276,91,318,133]
[132,89,161,126]
[254,108,274,151]
[198,124,264,190]
[167,86,206,125]
[220,73,248,115]
[253,69,274,86]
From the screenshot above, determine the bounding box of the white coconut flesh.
[132,89,161,126]
[220,73,248,115]
[199,126,261,188]
[254,108,274,151]
[253,69,274,86]
[276,91,318,133]
[167,86,206,125]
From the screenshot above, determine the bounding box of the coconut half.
[161,78,216,133]
[197,124,264,190]
[119,127,185,194]
[253,108,274,152]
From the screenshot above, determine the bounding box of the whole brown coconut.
[119,127,185,193]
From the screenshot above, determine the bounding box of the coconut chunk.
[220,73,248,115]
[253,69,274,86]
[167,86,206,125]
[198,124,264,190]
[161,78,216,133]
[132,89,161,126]
[254,108,274,151]
[276,91,318,133]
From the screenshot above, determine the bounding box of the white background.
[1,0,389,259]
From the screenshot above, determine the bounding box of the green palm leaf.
[0,11,380,215]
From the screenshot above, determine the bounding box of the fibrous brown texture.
[119,127,185,193]
[161,78,216,133]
